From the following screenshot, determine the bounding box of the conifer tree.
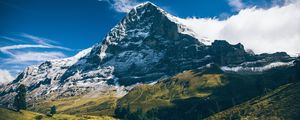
[50,105,57,115]
[13,84,27,111]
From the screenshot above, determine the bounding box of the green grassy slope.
[0,108,116,120]
[29,92,118,116]
[115,65,296,120]
[118,71,226,112]
[205,82,300,120]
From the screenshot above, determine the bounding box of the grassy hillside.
[115,65,296,120]
[205,82,300,120]
[0,108,116,120]
[117,71,226,112]
[29,92,118,116]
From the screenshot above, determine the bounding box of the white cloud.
[0,33,71,54]
[0,69,15,84]
[177,1,300,56]
[98,0,138,13]
[4,51,66,64]
[20,33,58,46]
[0,36,25,43]
[0,44,70,56]
[0,44,53,52]
[0,33,71,58]
[20,33,71,50]
[228,0,245,11]
[0,33,70,76]
[0,44,46,57]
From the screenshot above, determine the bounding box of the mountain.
[114,59,299,120]
[0,2,296,112]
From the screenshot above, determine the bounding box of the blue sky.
[0,0,299,83]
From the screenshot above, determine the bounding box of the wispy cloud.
[0,33,71,78]
[98,0,139,13]
[0,69,15,84]
[20,33,58,46]
[3,51,66,64]
[0,44,55,56]
[0,44,53,51]
[228,0,245,11]
[0,36,25,43]
[0,43,71,54]
[19,33,71,50]
[0,33,71,56]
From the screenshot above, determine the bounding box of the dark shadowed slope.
[205,82,300,120]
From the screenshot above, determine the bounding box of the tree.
[13,84,27,111]
[50,105,57,115]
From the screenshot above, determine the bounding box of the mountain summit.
[60,1,207,86]
[0,2,295,106]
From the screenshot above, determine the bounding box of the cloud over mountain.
[0,69,14,84]
[178,1,300,56]
[98,0,138,13]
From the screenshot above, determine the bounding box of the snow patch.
[221,61,294,72]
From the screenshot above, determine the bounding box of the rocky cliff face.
[60,2,208,86]
[0,2,296,106]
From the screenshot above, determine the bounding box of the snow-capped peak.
[0,2,296,107]
[133,1,155,8]
[130,1,213,45]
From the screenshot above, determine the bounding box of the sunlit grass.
[118,70,225,112]
[0,108,116,120]
[29,91,118,116]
